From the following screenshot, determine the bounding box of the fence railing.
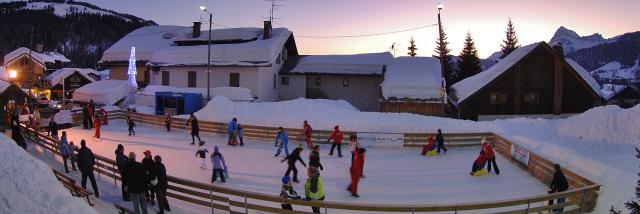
[23,111,601,213]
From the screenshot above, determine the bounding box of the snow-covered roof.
[451,42,541,104]
[73,80,128,105]
[381,57,442,100]
[148,28,292,67]
[565,59,604,98]
[100,25,189,63]
[0,79,11,93]
[47,68,100,86]
[3,47,70,66]
[142,85,254,101]
[173,28,263,42]
[287,52,393,75]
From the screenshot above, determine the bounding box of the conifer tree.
[407,36,418,57]
[434,25,455,86]
[457,32,481,80]
[500,18,520,58]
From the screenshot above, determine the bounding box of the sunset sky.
[87,0,639,58]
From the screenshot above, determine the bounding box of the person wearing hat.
[77,140,99,197]
[308,145,323,171]
[281,146,306,183]
[279,175,300,210]
[210,146,227,183]
[141,150,156,205]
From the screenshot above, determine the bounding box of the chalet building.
[0,80,33,110]
[380,57,445,116]
[3,47,69,89]
[46,68,101,99]
[278,53,392,111]
[450,42,603,120]
[604,85,640,108]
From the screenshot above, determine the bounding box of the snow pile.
[0,135,96,214]
[73,80,128,105]
[142,86,253,101]
[556,105,640,145]
[4,47,70,65]
[100,26,189,63]
[193,96,491,133]
[381,57,442,100]
[47,68,100,86]
[289,52,393,75]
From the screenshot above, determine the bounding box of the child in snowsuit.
[280,176,301,210]
[348,134,360,162]
[210,146,227,183]
[282,146,306,183]
[303,121,313,148]
[101,108,108,125]
[348,147,366,197]
[195,142,209,169]
[187,113,202,145]
[227,118,238,146]
[237,125,244,146]
[327,125,343,157]
[127,116,136,136]
[470,150,487,175]
[482,138,499,175]
[421,135,436,155]
[309,145,323,171]
[274,127,289,157]
[93,116,101,139]
[304,167,324,213]
[436,129,448,153]
[164,113,171,132]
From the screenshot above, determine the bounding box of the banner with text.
[357,132,404,146]
[510,144,530,168]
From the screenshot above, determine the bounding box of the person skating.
[100,107,108,125]
[59,131,74,173]
[227,118,238,146]
[115,144,130,201]
[152,155,171,213]
[436,129,448,153]
[280,175,301,210]
[187,113,202,145]
[195,141,209,169]
[237,125,244,146]
[309,145,323,171]
[421,135,437,155]
[274,127,289,157]
[48,117,58,140]
[482,138,499,175]
[281,146,306,183]
[93,116,101,139]
[470,150,487,176]
[303,121,313,148]
[82,105,89,129]
[210,146,228,183]
[125,152,148,214]
[164,113,171,132]
[327,125,343,157]
[87,102,94,129]
[127,116,136,136]
[304,167,324,213]
[348,148,366,197]
[77,140,99,198]
[348,135,360,162]
[142,150,156,205]
[68,141,77,171]
[11,121,27,150]
[549,164,569,213]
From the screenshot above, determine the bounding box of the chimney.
[263,20,272,40]
[192,22,202,38]
[552,43,564,57]
[35,44,44,53]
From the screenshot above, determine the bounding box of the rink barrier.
[25,115,601,213]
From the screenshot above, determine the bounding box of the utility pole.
[200,5,213,101]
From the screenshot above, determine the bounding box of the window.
[281,76,290,85]
[342,78,349,87]
[273,74,277,89]
[524,92,539,104]
[315,78,321,86]
[187,71,197,87]
[230,73,240,87]
[161,71,170,86]
[489,92,507,104]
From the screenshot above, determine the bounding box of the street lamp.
[200,5,213,101]
[9,70,17,79]
[437,2,445,116]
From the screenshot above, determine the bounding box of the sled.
[224,168,229,179]
[426,150,438,156]
[473,169,488,176]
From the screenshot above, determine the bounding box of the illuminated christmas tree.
[123,46,138,107]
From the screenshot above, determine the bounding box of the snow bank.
[73,80,128,105]
[557,105,640,145]
[0,135,96,214]
[382,57,442,100]
[142,86,253,101]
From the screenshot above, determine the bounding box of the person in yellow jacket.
[304,166,324,213]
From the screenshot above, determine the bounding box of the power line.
[296,24,438,38]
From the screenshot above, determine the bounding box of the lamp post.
[437,3,445,116]
[200,5,213,101]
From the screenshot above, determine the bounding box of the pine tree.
[457,32,482,81]
[434,25,455,86]
[500,18,520,58]
[407,36,418,57]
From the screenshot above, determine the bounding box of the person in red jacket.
[470,150,487,175]
[482,138,500,175]
[421,135,436,155]
[93,115,101,139]
[100,108,108,125]
[327,125,343,157]
[303,121,313,149]
[348,147,366,197]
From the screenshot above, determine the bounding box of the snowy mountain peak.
[12,0,154,24]
[549,26,608,54]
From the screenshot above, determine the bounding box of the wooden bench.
[114,203,138,214]
[52,169,94,206]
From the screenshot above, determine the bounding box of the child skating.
[348,134,360,162]
[195,141,209,169]
[327,125,343,157]
[303,120,313,148]
[281,146,306,183]
[279,176,301,210]
[127,116,136,136]
[482,138,500,175]
[93,115,101,140]
[348,147,366,197]
[274,127,289,157]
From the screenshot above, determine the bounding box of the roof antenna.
[262,0,286,25]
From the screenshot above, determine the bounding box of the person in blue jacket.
[227,118,238,146]
[59,131,74,173]
[274,127,289,157]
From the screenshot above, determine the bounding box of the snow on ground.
[0,134,96,214]
[62,120,547,208]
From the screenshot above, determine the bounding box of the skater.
[421,135,436,155]
[274,127,289,157]
[163,113,171,132]
[237,125,244,146]
[327,125,343,157]
[82,105,89,129]
[348,148,366,197]
[69,141,77,171]
[77,140,99,198]
[142,150,156,205]
[125,152,148,214]
[10,117,26,150]
[482,138,499,175]
[127,116,136,136]
[93,115,101,139]
[101,107,108,125]
[186,113,201,145]
[348,134,360,162]
[549,164,569,213]
[210,146,227,183]
[303,121,313,148]
[304,166,324,213]
[280,176,301,210]
[115,144,130,201]
[309,145,323,171]
[227,118,238,146]
[48,117,58,139]
[436,129,448,153]
[59,131,74,173]
[87,103,94,129]
[195,141,209,169]
[470,150,487,176]
[152,155,170,213]
[281,146,306,183]
[33,106,40,127]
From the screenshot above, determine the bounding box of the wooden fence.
[31,110,602,213]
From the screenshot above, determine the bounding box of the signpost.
[510,144,530,168]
